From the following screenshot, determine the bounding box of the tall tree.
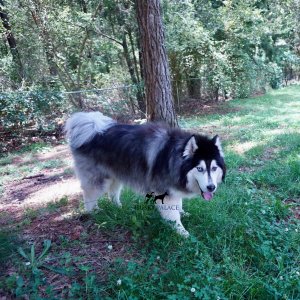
[100,0,145,114]
[0,0,24,81]
[136,0,178,127]
[29,0,103,108]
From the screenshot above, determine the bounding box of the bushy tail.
[65,111,115,148]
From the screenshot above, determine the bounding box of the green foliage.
[94,85,299,299]
[0,90,67,129]
[165,0,300,99]
[0,86,299,299]
[18,240,52,274]
[4,239,102,299]
[14,240,52,298]
[0,0,299,130]
[0,231,15,267]
[46,196,69,212]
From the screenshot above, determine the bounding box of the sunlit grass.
[0,143,71,197]
[90,85,300,299]
[1,85,299,299]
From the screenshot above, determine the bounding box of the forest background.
[0,1,300,298]
[1,0,300,144]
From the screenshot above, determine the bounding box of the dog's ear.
[183,136,198,158]
[222,163,226,182]
[212,135,224,158]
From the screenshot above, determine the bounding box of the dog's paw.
[180,210,191,217]
[84,203,99,212]
[114,201,122,207]
[179,229,190,238]
[175,225,190,238]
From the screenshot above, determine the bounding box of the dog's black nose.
[207,184,215,192]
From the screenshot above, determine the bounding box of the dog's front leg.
[155,196,189,237]
[175,198,190,216]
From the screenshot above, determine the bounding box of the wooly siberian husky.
[66,112,226,237]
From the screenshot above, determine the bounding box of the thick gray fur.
[65,112,226,236]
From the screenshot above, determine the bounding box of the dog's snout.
[207,184,215,192]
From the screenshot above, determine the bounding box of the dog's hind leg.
[82,186,102,212]
[155,196,189,237]
[82,178,111,212]
[74,156,111,212]
[108,179,123,207]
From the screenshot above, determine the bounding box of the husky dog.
[65,112,226,237]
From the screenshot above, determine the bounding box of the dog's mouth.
[201,191,213,201]
[195,180,214,201]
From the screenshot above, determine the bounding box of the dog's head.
[183,135,226,200]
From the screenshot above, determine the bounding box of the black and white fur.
[65,112,226,237]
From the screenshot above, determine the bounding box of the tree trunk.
[128,28,146,114]
[136,0,178,127]
[169,52,182,105]
[80,0,88,13]
[31,7,84,108]
[0,0,24,81]
[30,8,58,77]
[215,86,219,102]
[30,0,102,109]
[187,77,202,99]
[122,33,145,114]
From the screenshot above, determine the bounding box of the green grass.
[46,196,69,211]
[93,85,300,299]
[0,144,69,197]
[1,85,300,299]
[0,232,15,266]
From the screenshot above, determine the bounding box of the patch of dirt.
[10,144,69,167]
[3,172,75,204]
[284,198,300,220]
[0,144,140,298]
[237,166,256,173]
[1,145,79,207]
[39,229,135,297]
[0,132,63,155]
[0,144,75,227]
[2,195,136,297]
[179,98,240,117]
[261,147,281,161]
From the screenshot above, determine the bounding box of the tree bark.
[122,33,145,114]
[0,0,24,81]
[136,0,178,127]
[128,28,146,113]
[30,0,102,109]
[31,6,83,108]
[30,9,58,77]
[187,77,202,99]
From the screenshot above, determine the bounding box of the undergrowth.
[0,85,299,299]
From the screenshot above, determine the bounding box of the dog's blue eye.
[211,167,217,172]
[197,167,204,172]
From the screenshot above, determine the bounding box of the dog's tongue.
[203,192,213,201]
